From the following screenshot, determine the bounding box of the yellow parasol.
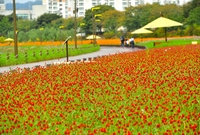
[143,17,183,42]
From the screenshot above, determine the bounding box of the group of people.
[120,36,135,48]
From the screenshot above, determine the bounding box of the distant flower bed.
[0,36,195,46]
[0,45,199,134]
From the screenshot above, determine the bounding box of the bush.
[103,31,115,39]
[0,36,5,43]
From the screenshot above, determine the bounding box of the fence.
[0,46,97,67]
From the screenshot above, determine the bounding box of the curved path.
[0,47,144,73]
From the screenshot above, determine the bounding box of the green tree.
[36,13,62,28]
[124,4,158,31]
[17,19,37,32]
[183,0,200,18]
[83,5,115,35]
[124,4,184,32]
[0,17,12,36]
[186,7,200,25]
[102,10,124,33]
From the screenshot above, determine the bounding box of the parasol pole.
[165,27,167,42]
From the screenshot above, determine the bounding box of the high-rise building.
[0,0,47,20]
[0,0,6,13]
[43,0,191,18]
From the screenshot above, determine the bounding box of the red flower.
[156,124,161,128]
[64,128,70,135]
[148,122,152,126]
[100,128,107,133]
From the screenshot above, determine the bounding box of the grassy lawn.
[137,38,200,49]
[0,44,100,67]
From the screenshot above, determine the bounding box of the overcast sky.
[5,0,35,4]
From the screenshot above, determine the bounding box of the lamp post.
[94,14,101,45]
[39,28,44,45]
[74,0,78,49]
[59,25,64,45]
[13,0,18,56]
[91,7,100,46]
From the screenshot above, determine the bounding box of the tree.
[124,4,184,32]
[82,5,115,35]
[186,7,200,25]
[101,10,124,33]
[124,4,154,31]
[0,16,12,36]
[36,13,62,28]
[17,19,37,32]
[183,0,200,18]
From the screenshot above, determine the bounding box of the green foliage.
[124,4,184,32]
[103,31,115,39]
[36,13,62,28]
[0,17,12,36]
[83,5,115,35]
[17,19,36,32]
[102,10,124,33]
[1,1,199,41]
[186,7,200,25]
[183,0,200,18]
[0,36,6,43]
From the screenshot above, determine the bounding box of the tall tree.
[0,17,12,36]
[17,20,36,32]
[124,4,184,31]
[183,0,200,18]
[36,13,62,28]
[82,5,115,34]
[186,7,200,25]
[101,10,124,33]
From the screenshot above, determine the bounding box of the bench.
[153,42,162,46]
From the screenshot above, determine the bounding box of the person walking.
[129,37,135,48]
[120,36,125,48]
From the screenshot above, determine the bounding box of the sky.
[5,0,35,4]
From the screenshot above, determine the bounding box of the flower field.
[0,45,200,135]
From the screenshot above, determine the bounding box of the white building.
[0,0,6,13]
[0,0,191,19]
[43,0,191,18]
[0,0,47,19]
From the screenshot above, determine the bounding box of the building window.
[110,2,114,6]
[79,12,84,15]
[122,2,127,5]
[60,4,62,6]
[60,8,62,10]
[17,14,29,20]
[79,3,84,6]
[79,7,84,11]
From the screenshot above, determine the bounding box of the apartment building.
[0,0,47,20]
[43,0,190,18]
[0,0,190,19]
[0,0,6,13]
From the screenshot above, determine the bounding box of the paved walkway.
[0,47,143,73]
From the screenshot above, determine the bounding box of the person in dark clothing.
[129,37,135,48]
[120,36,125,47]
